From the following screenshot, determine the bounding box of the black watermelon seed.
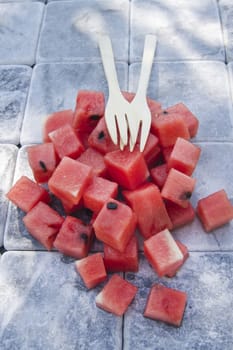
[180,191,192,200]
[89,114,101,121]
[39,160,47,172]
[107,202,118,210]
[80,232,89,244]
[162,110,168,114]
[98,130,105,140]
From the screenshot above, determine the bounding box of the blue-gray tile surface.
[1,0,233,349]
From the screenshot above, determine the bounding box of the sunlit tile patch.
[124,253,233,350]
[0,3,44,65]
[36,0,129,63]
[0,145,18,247]
[0,66,32,145]
[218,0,233,62]
[129,61,233,142]
[130,0,225,62]
[0,251,122,350]
[20,62,128,145]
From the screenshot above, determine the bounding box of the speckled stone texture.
[124,253,233,350]
[0,145,18,247]
[0,66,32,144]
[0,3,44,65]
[0,251,122,350]
[218,0,233,62]
[129,61,233,142]
[130,0,225,62]
[20,62,128,145]
[37,0,129,63]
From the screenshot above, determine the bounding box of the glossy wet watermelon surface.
[1,1,233,349]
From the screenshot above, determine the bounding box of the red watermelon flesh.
[93,198,137,253]
[87,117,118,154]
[48,157,92,207]
[23,201,64,250]
[161,168,196,208]
[95,274,138,316]
[73,90,105,133]
[165,201,195,229]
[167,137,201,176]
[144,228,183,277]
[123,183,173,239]
[6,175,50,213]
[150,163,168,189]
[151,113,190,148]
[144,283,187,327]
[53,216,93,259]
[48,123,84,160]
[27,143,57,183]
[103,235,139,272]
[43,109,74,143]
[164,102,199,138]
[83,176,118,214]
[104,148,149,191]
[196,189,233,232]
[75,253,107,289]
[77,147,107,177]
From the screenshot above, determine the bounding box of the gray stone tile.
[130,0,225,62]
[124,253,233,350]
[0,251,122,350]
[218,0,233,62]
[0,3,44,65]
[129,61,233,142]
[37,0,129,63]
[0,66,32,145]
[20,62,128,145]
[0,145,18,247]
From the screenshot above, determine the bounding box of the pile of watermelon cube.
[6,90,233,327]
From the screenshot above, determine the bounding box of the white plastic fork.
[128,34,157,151]
[98,34,130,149]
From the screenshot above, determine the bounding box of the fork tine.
[105,111,118,145]
[128,118,140,152]
[139,113,151,152]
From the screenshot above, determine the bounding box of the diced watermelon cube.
[141,133,161,168]
[48,123,84,160]
[144,228,183,277]
[93,198,137,253]
[48,157,92,207]
[88,117,118,154]
[73,90,105,133]
[150,163,168,189]
[162,146,174,163]
[165,102,199,138]
[103,235,139,272]
[166,240,189,277]
[151,113,190,148]
[53,216,93,259]
[75,253,107,289]
[23,201,64,250]
[27,143,57,183]
[83,176,118,213]
[6,175,50,212]
[77,147,107,177]
[196,189,233,232]
[161,168,196,208]
[104,148,149,190]
[43,109,74,143]
[144,283,187,327]
[165,201,195,229]
[96,274,138,316]
[167,137,201,176]
[123,183,173,239]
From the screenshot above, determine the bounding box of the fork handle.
[98,34,121,95]
[135,34,157,98]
